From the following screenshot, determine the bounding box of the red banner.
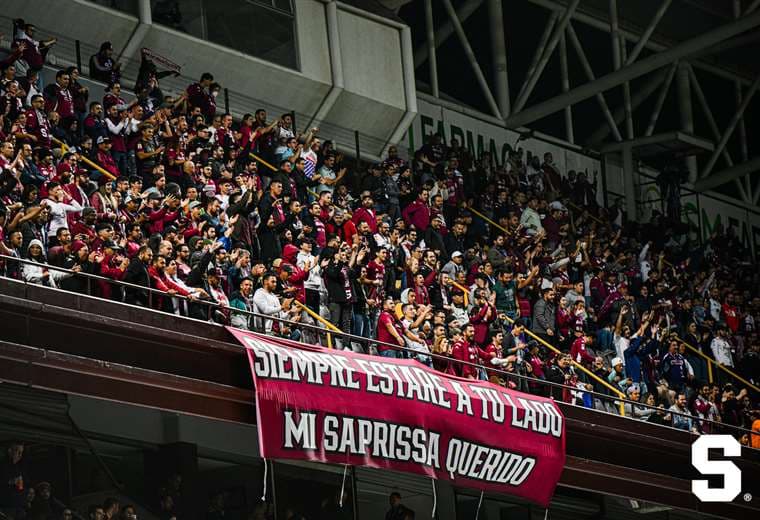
[228,329,566,507]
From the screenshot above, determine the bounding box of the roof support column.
[559,33,574,144]
[423,0,439,98]
[487,0,511,117]
[676,62,697,182]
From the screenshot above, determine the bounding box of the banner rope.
[544,508,549,520]
[339,464,348,508]
[431,479,437,518]
[261,458,268,502]
[475,490,484,519]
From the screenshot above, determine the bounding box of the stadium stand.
[1,9,759,520]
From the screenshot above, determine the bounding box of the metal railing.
[1,253,756,442]
[674,334,760,395]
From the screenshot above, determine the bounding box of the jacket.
[532,298,556,335]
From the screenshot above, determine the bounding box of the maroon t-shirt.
[376,311,402,351]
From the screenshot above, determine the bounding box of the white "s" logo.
[691,435,742,502]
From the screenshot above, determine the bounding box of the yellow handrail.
[449,280,469,308]
[294,300,340,349]
[566,201,604,224]
[465,206,510,235]
[674,335,760,394]
[250,151,319,199]
[502,314,627,416]
[249,152,278,172]
[52,136,117,181]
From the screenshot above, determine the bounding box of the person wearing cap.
[440,250,464,279]
[424,215,447,259]
[95,135,120,179]
[90,41,120,84]
[519,196,543,236]
[607,356,632,393]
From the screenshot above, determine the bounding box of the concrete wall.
[4,0,415,158]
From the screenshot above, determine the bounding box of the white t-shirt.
[613,333,629,366]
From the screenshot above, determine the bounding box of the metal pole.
[504,8,760,129]
[644,63,677,137]
[413,0,483,69]
[695,156,760,193]
[566,24,622,142]
[620,36,633,139]
[354,130,361,168]
[748,0,760,15]
[515,11,559,103]
[622,146,637,221]
[513,0,581,113]
[224,87,230,115]
[701,74,760,178]
[441,0,502,119]
[676,63,697,182]
[687,64,733,166]
[588,68,668,145]
[559,32,574,144]
[424,0,439,98]
[75,40,82,73]
[609,0,621,71]
[625,0,672,65]
[487,0,511,117]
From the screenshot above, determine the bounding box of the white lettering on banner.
[446,438,536,486]
[450,381,474,416]
[320,413,441,468]
[283,411,317,450]
[503,394,563,438]
[691,435,742,502]
[470,386,505,423]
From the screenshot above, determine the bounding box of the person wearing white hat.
[441,250,464,278]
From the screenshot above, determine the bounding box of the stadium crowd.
[0,17,759,452]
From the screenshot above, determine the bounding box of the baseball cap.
[96,136,111,145]
[611,357,623,367]
[188,201,202,210]
[451,251,463,259]
[148,192,163,201]
[102,240,122,251]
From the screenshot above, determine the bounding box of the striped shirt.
[302,149,317,179]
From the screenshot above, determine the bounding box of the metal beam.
[700,74,760,178]
[504,8,760,129]
[733,0,749,164]
[559,33,574,143]
[676,62,697,182]
[566,24,622,142]
[513,0,581,112]
[587,67,669,145]
[625,0,672,65]
[423,0,439,97]
[524,0,756,87]
[515,11,559,104]
[748,0,760,15]
[687,64,733,167]
[441,0,502,119]
[644,62,677,137]
[694,157,760,192]
[487,0,511,116]
[620,36,634,139]
[413,0,483,69]
[609,0,621,70]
